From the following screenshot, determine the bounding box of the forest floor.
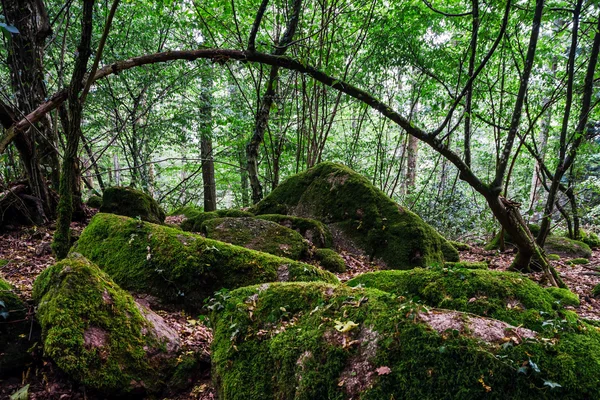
[0,214,599,399]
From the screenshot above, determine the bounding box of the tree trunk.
[199,65,216,211]
[52,0,94,259]
[2,0,56,220]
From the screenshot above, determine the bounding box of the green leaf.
[10,385,29,400]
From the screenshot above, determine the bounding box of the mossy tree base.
[73,213,337,310]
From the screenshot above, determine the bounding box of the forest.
[0,0,600,398]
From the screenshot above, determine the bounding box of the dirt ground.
[1,215,598,399]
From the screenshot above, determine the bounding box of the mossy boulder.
[445,261,488,270]
[86,195,103,209]
[100,186,165,224]
[347,268,579,329]
[180,209,254,232]
[314,248,346,273]
[568,257,590,265]
[73,213,337,310]
[449,240,470,251]
[544,236,592,259]
[548,254,561,261]
[201,217,309,260]
[578,229,600,248]
[32,256,181,394]
[256,214,333,248]
[210,282,600,400]
[485,224,542,251]
[252,162,458,268]
[0,278,33,376]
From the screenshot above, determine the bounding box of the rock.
[201,217,309,260]
[73,213,337,310]
[251,162,458,268]
[313,248,346,272]
[577,229,600,249]
[0,278,34,377]
[86,195,103,209]
[180,209,254,232]
[32,256,181,395]
[544,236,592,259]
[210,282,600,400]
[255,214,333,248]
[347,268,579,328]
[100,186,165,224]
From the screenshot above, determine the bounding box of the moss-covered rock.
[252,162,458,268]
[210,282,600,400]
[180,209,254,232]
[347,268,579,329]
[449,240,470,251]
[73,214,337,310]
[0,278,33,376]
[578,229,600,248]
[256,214,333,248]
[548,253,561,261]
[169,205,203,218]
[544,236,592,259]
[32,256,181,394]
[568,257,590,265]
[100,187,165,224]
[86,195,103,209]
[201,217,309,260]
[445,261,488,270]
[314,248,346,273]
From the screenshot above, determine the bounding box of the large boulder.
[32,256,181,394]
[180,209,254,232]
[210,282,600,400]
[544,236,592,259]
[0,278,34,376]
[73,213,337,310]
[100,186,166,224]
[252,162,458,268]
[347,268,579,329]
[256,214,333,248]
[201,217,309,260]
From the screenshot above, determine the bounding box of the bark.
[200,67,216,211]
[52,0,94,259]
[2,0,56,219]
[464,0,479,168]
[246,0,303,204]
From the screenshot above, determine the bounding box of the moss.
[100,186,166,224]
[252,162,458,268]
[545,287,580,307]
[180,209,254,232]
[449,240,470,251]
[544,236,592,259]
[445,261,488,270]
[210,282,600,400]
[568,258,590,265]
[547,253,561,261]
[73,214,337,310]
[201,217,308,260]
[32,256,182,394]
[256,214,333,248]
[0,259,8,267]
[592,284,600,298]
[577,229,600,248]
[0,278,33,376]
[314,248,346,273]
[169,205,203,218]
[86,195,103,209]
[485,224,542,250]
[347,268,573,330]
